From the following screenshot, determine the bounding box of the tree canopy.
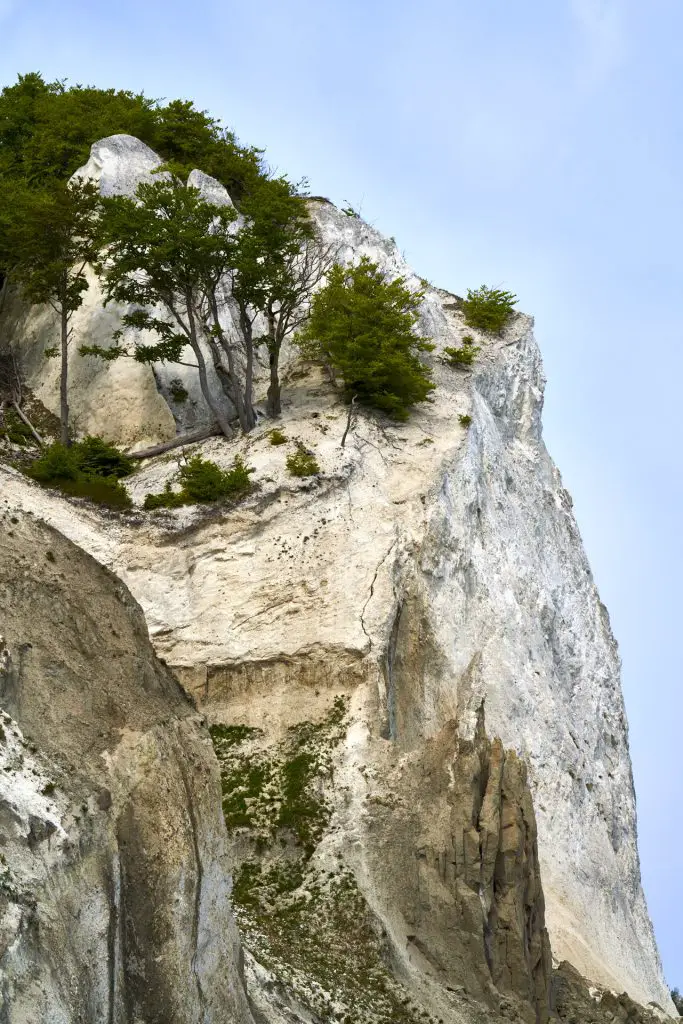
[0,72,267,200]
[298,257,434,420]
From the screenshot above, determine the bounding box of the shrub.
[458,414,472,427]
[180,454,252,502]
[27,443,79,482]
[58,475,133,509]
[462,285,517,333]
[286,443,319,477]
[168,378,189,403]
[444,339,481,367]
[269,428,288,446]
[143,482,186,510]
[297,257,434,421]
[26,438,134,509]
[144,454,254,509]
[74,435,134,478]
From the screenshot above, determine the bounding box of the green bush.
[458,414,472,427]
[444,337,481,367]
[27,443,80,482]
[143,482,186,510]
[58,475,133,509]
[144,454,254,509]
[462,285,517,333]
[269,428,288,446]
[26,438,134,509]
[73,435,134,478]
[297,257,434,421]
[286,443,319,477]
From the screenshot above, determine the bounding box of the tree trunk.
[266,353,281,418]
[11,401,44,446]
[237,302,257,431]
[209,294,250,434]
[128,424,221,460]
[340,394,358,448]
[186,297,234,439]
[60,299,69,446]
[265,312,281,418]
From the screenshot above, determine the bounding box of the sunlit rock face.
[71,132,163,195]
[0,136,674,1017]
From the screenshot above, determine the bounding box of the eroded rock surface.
[0,513,254,1024]
[0,135,675,1016]
[205,679,551,1024]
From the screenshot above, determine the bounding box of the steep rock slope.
[0,135,673,1014]
[0,513,254,1024]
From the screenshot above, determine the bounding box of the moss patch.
[212,697,439,1024]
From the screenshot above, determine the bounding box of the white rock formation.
[0,136,241,446]
[71,132,163,195]
[0,138,673,1015]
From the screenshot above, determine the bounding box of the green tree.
[0,73,158,188]
[84,173,251,437]
[461,285,517,333]
[0,178,102,444]
[298,257,434,421]
[0,73,267,205]
[235,177,338,417]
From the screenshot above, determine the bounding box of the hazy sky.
[1,0,681,989]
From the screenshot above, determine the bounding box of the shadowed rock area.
[362,705,552,1023]
[0,511,254,1023]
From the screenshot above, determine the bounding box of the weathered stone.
[0,514,254,1024]
[0,137,674,1017]
[363,709,552,1024]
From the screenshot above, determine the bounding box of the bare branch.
[341,395,358,448]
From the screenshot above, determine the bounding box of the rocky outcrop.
[0,512,254,1023]
[0,134,674,1016]
[363,705,552,1023]
[203,674,550,1024]
[551,962,672,1024]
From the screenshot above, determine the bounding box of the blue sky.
[1,0,681,989]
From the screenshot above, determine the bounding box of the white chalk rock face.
[187,168,235,208]
[0,142,673,1015]
[72,132,163,196]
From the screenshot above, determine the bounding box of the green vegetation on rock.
[143,454,254,510]
[286,442,320,478]
[168,378,189,404]
[26,437,133,508]
[298,256,434,421]
[210,696,439,1024]
[462,285,517,334]
[444,334,480,368]
[0,72,266,200]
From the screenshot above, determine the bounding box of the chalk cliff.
[0,513,254,1023]
[0,135,674,1021]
